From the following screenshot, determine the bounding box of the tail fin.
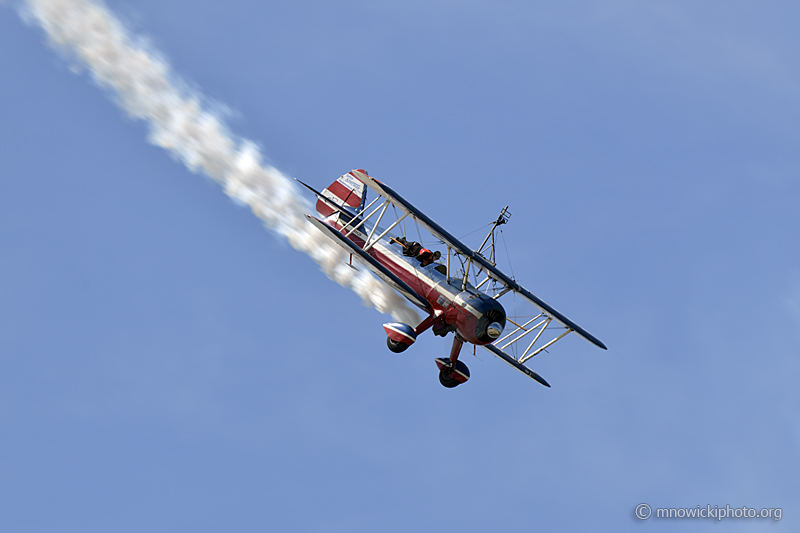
[316,170,368,217]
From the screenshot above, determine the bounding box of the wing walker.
[297,170,606,388]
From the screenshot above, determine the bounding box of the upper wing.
[351,170,607,350]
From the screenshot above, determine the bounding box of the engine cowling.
[453,290,506,345]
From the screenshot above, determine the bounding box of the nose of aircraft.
[487,322,503,340]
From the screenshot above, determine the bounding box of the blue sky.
[1,1,798,531]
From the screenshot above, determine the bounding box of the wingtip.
[531,371,551,388]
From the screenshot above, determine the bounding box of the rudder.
[316,170,368,217]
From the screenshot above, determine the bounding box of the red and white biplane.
[298,170,606,388]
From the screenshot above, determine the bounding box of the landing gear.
[383,322,417,353]
[439,360,470,388]
[387,336,409,353]
[435,335,470,388]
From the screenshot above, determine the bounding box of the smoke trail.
[19,0,420,325]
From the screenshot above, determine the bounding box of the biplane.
[298,170,606,388]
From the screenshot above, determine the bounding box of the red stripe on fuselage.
[328,217,485,343]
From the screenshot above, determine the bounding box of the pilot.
[417,249,441,267]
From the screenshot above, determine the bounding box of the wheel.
[439,368,461,388]
[438,360,470,388]
[387,336,409,353]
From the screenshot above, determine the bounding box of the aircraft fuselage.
[326,212,506,344]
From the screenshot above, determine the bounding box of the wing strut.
[351,170,606,351]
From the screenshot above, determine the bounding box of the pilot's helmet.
[433,251,441,260]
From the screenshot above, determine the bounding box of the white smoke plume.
[19,0,420,325]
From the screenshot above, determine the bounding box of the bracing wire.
[457,223,492,242]
[499,228,514,280]
[391,204,403,239]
